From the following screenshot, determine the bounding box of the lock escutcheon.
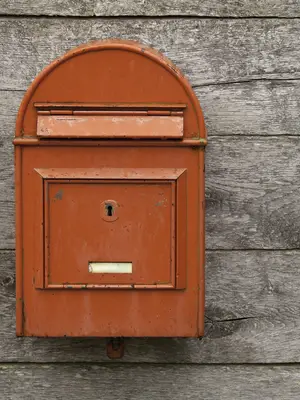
[101,199,119,222]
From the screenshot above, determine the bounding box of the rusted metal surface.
[14,40,206,338]
[106,338,125,359]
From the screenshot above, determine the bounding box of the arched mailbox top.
[16,39,206,142]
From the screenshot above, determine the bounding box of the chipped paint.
[37,114,183,139]
[155,198,168,207]
[54,189,63,200]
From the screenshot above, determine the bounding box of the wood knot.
[1,276,15,288]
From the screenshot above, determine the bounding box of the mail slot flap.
[36,103,185,139]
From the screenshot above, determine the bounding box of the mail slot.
[14,40,207,341]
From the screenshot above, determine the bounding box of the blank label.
[88,262,132,274]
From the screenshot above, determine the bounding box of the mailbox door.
[34,168,186,289]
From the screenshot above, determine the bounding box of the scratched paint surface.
[37,114,184,138]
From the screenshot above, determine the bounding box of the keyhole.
[101,200,118,221]
[106,204,113,217]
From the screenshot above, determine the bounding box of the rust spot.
[54,189,63,200]
[1,276,15,288]
[155,199,167,207]
[107,337,125,359]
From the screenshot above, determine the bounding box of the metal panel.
[37,114,184,139]
[35,168,187,290]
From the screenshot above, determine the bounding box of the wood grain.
[1,364,300,399]
[5,79,300,139]
[198,80,300,137]
[2,249,300,363]
[206,136,300,249]
[2,133,300,250]
[1,0,300,17]
[1,18,300,90]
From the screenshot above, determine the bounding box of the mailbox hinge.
[35,102,186,116]
[37,109,184,117]
[146,110,183,117]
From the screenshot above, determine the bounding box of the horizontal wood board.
[1,0,300,17]
[4,79,300,136]
[1,18,300,90]
[1,249,300,363]
[1,364,300,399]
[2,77,300,249]
[2,134,300,250]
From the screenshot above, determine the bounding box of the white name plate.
[88,262,132,274]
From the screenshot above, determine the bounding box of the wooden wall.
[1,1,300,398]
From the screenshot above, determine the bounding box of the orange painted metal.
[14,40,206,338]
[35,168,186,290]
[37,114,183,139]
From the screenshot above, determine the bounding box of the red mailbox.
[14,40,207,343]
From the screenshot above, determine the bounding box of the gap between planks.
[1,14,300,20]
[2,77,300,93]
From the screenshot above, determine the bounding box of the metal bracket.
[106,337,125,359]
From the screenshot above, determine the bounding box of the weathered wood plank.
[0,202,14,249]
[0,131,15,249]
[1,364,300,400]
[5,79,300,139]
[207,136,300,249]
[1,0,300,17]
[199,80,300,137]
[1,18,300,90]
[2,134,300,249]
[2,80,300,249]
[0,90,22,117]
[1,249,300,363]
